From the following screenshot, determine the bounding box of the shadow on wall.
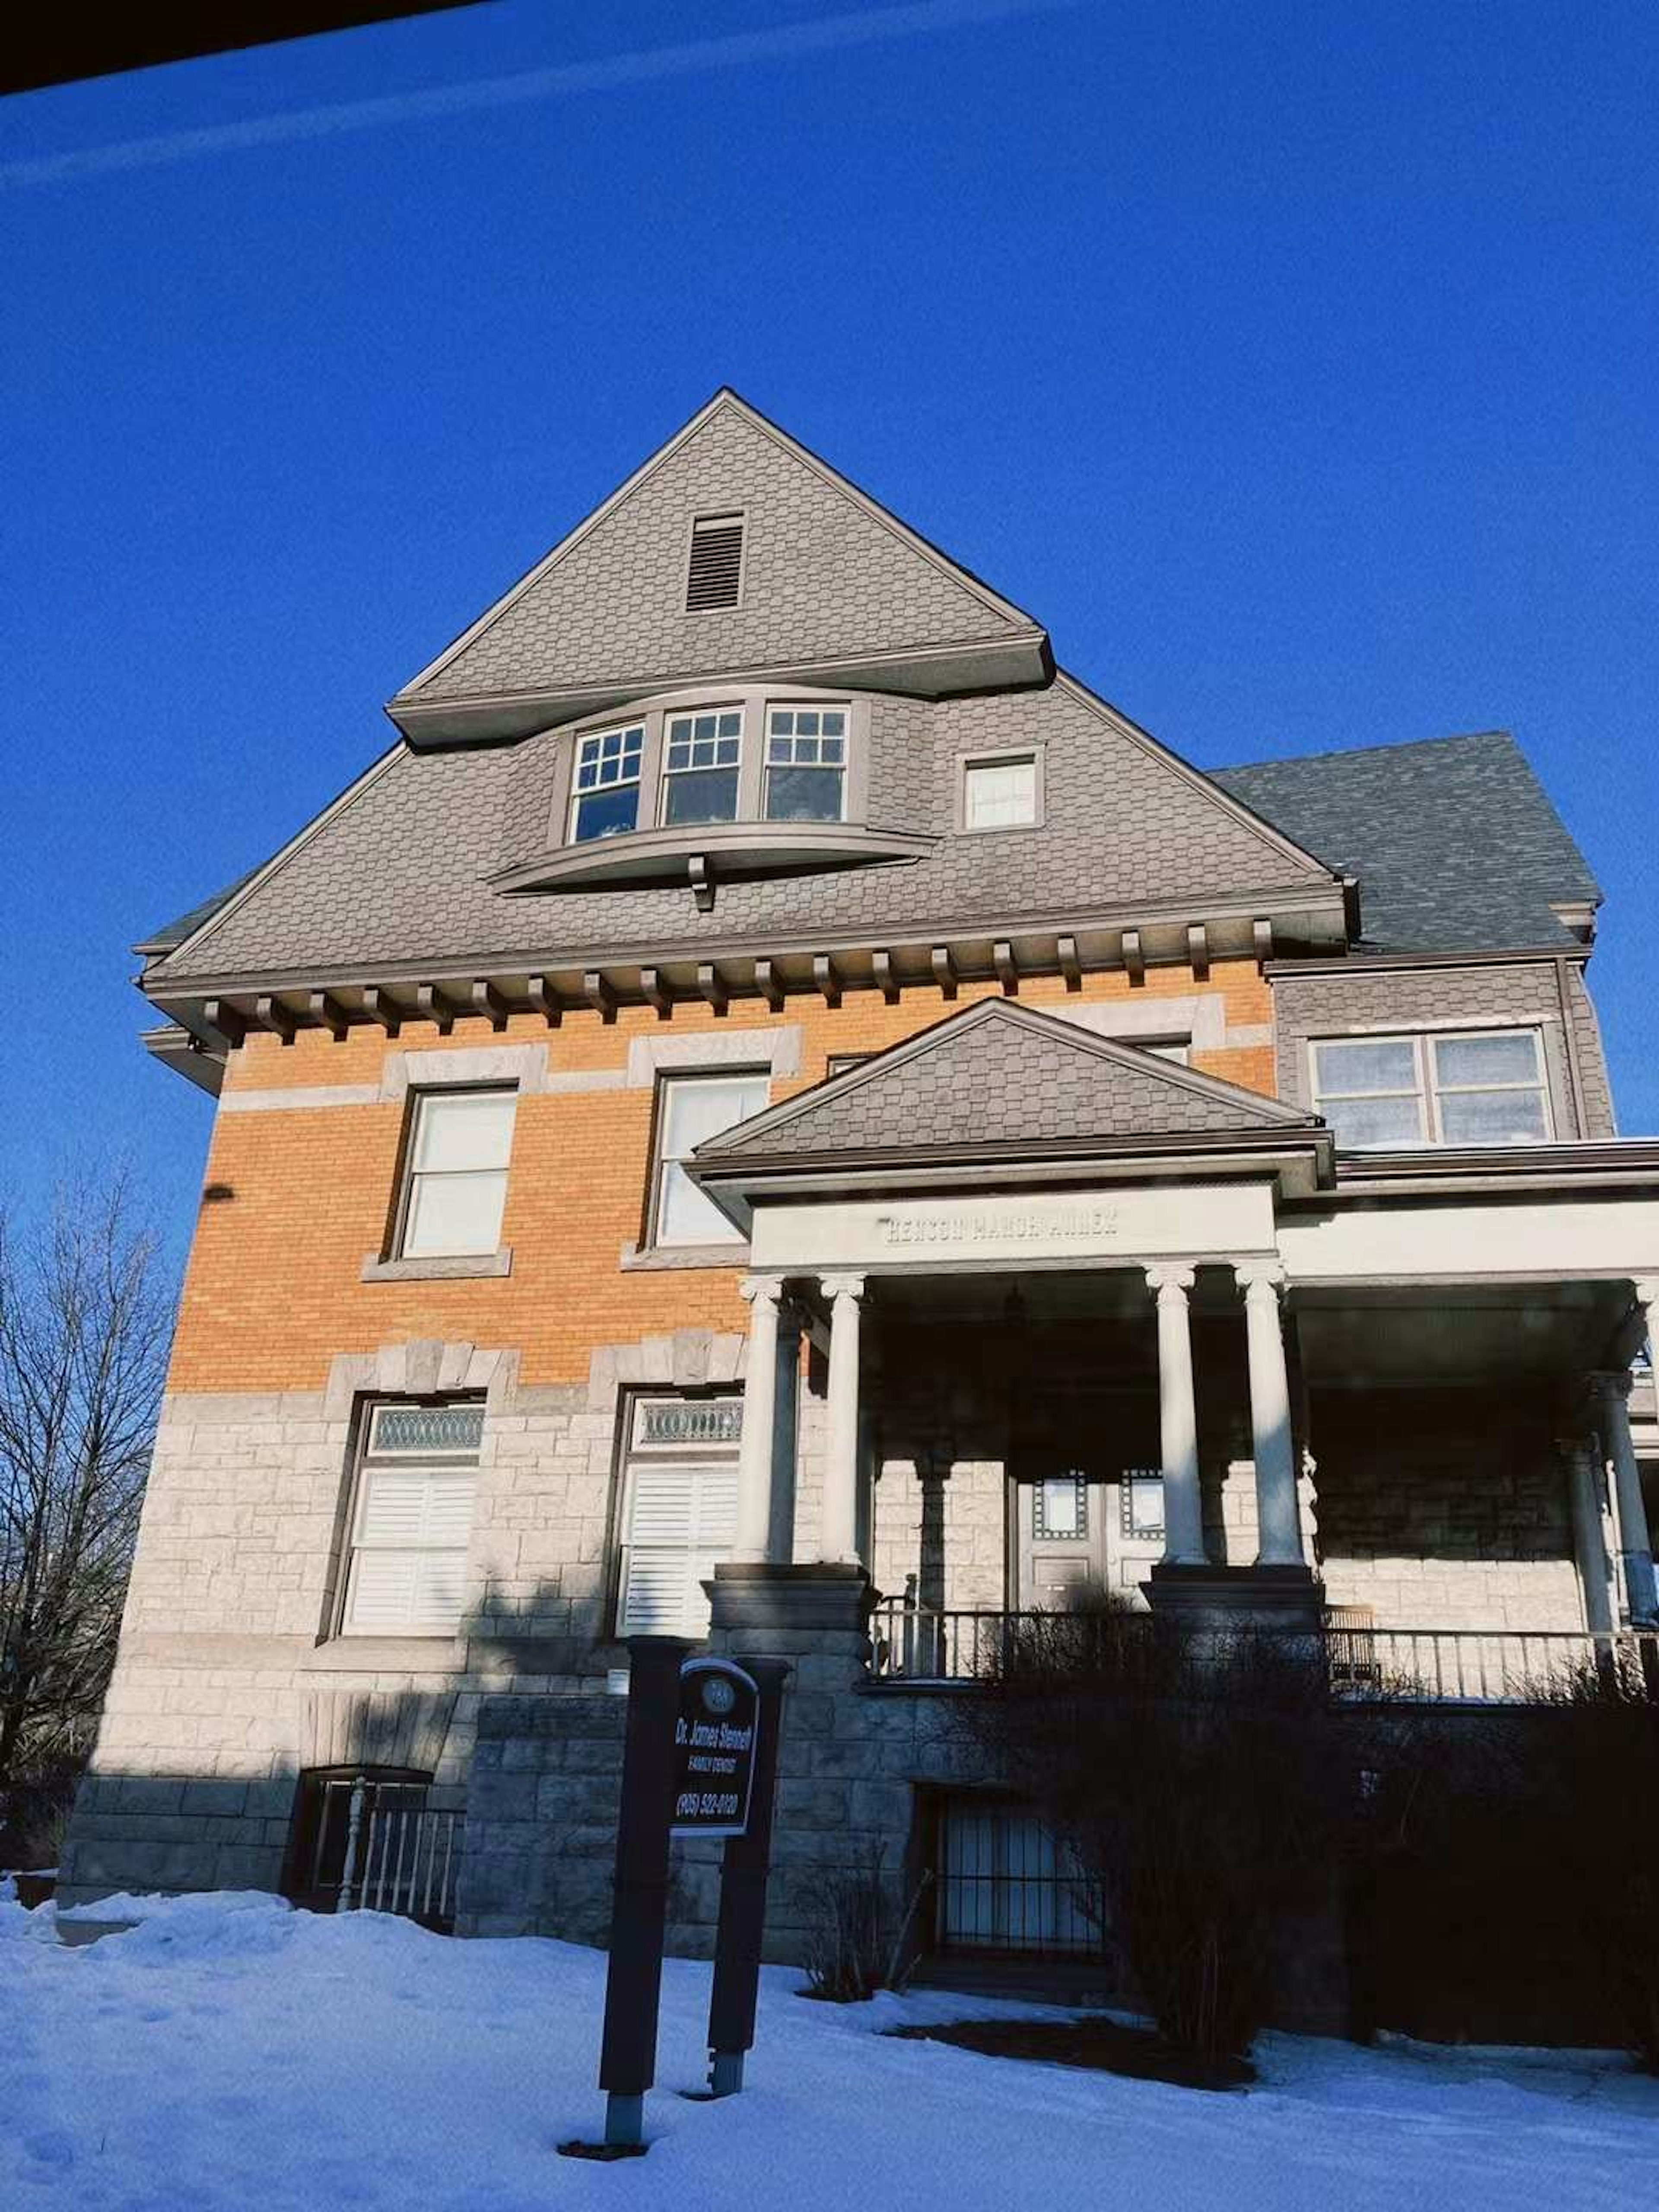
[55,1579,617,1921]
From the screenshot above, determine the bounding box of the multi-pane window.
[616,1396,743,1636]
[1312,1030,1550,1148]
[1035,1474,1088,1538]
[571,722,645,842]
[651,1070,770,1246]
[341,1402,483,1636]
[963,753,1037,830]
[398,1088,516,1258]
[764,706,847,822]
[662,708,742,826]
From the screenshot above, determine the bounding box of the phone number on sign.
[675,1791,740,1821]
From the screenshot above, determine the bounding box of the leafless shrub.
[953,1602,1374,2066]
[798,1845,930,2002]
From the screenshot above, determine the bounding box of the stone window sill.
[302,1636,467,1673]
[361,1249,513,1283]
[619,1241,749,1271]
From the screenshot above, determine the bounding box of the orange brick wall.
[170,961,1274,1394]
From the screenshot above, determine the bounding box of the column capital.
[820,1271,867,1303]
[1234,1262,1287,1299]
[1144,1264,1195,1300]
[738,1273,788,1310]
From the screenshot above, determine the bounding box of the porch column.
[1145,1266,1205,1565]
[1560,1433,1615,1635]
[1588,1365,1658,1625]
[1236,1264,1304,1567]
[819,1274,866,1566]
[734,1275,787,1562]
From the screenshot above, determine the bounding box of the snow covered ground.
[3,1890,1655,2212]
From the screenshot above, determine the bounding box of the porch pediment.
[697,998,1319,1168]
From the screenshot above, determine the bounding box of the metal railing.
[335,1776,462,1926]
[866,1597,1659,1704]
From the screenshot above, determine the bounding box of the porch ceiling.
[1293,1280,1628,1387]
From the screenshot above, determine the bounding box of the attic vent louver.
[686,512,744,611]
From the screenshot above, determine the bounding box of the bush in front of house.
[953,1606,1372,2068]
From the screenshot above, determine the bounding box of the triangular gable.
[698,999,1316,1163]
[390,388,1043,718]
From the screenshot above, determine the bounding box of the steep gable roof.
[1215,731,1601,952]
[389,389,1046,737]
[697,998,1316,1163]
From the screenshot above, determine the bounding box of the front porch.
[686,995,1659,1703]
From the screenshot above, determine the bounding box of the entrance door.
[1014,1462,1166,1611]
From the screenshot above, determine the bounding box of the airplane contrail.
[3,0,1084,188]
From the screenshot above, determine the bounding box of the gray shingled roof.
[1213,731,1600,953]
[699,999,1314,1160]
[135,869,260,957]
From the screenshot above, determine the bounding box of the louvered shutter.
[345,1467,476,1635]
[685,515,744,610]
[619,1460,740,1636]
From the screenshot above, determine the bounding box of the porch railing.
[865,1598,1659,1704]
[335,1776,462,1926]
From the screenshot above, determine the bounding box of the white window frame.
[338,1401,483,1638]
[613,1394,744,1637]
[660,705,744,828]
[569,721,647,842]
[648,1068,771,1249]
[962,750,1040,832]
[763,703,850,824]
[394,1085,517,1259]
[1309,1027,1553,1149]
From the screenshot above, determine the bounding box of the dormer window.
[662,709,743,826]
[571,722,645,842]
[764,706,847,822]
[685,513,744,611]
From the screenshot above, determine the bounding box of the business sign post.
[563,1639,787,2158]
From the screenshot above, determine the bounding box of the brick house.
[61,391,1659,1981]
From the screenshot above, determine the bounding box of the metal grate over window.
[686,514,744,610]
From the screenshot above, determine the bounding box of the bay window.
[764,705,847,821]
[661,708,742,825]
[570,722,645,841]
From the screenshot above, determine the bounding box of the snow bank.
[2,1891,1655,2212]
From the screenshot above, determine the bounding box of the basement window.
[685,513,745,611]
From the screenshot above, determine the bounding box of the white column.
[1236,1264,1303,1567]
[1589,1357,1658,1625]
[1560,1433,1616,1635]
[734,1276,786,1562]
[819,1274,866,1566]
[1145,1265,1205,1565]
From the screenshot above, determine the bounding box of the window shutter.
[346,1467,477,1635]
[620,1460,740,1636]
[686,515,744,610]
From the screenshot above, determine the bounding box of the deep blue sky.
[3,0,1655,1261]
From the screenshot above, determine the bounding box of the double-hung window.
[1312,1030,1550,1148]
[650,1070,770,1247]
[616,1396,743,1637]
[398,1087,516,1258]
[662,708,742,826]
[764,706,847,822]
[341,1402,483,1636]
[963,753,1038,830]
[571,722,646,842]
